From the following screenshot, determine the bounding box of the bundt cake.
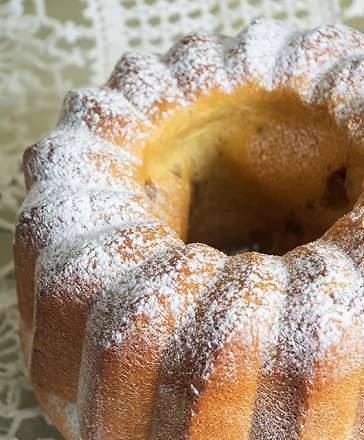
[14,19,363,439]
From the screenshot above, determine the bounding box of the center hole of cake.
[145,91,356,256]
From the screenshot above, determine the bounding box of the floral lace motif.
[0,0,363,438]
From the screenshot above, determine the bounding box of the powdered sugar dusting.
[89,244,226,348]
[164,32,232,97]
[108,52,187,119]
[277,240,363,376]
[58,87,152,144]
[161,253,288,383]
[23,126,140,191]
[323,202,364,274]
[37,222,182,298]
[273,24,364,101]
[226,19,295,89]
[313,55,364,125]
[18,185,156,251]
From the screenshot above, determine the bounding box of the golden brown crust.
[79,244,226,439]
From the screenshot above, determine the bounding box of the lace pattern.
[1,0,363,438]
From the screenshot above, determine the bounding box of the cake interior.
[144,87,360,255]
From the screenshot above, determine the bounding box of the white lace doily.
[1,1,363,438]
